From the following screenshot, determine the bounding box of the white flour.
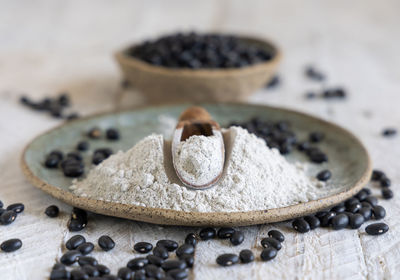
[174,135,223,186]
[70,126,330,212]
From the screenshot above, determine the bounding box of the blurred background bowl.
[115,35,281,104]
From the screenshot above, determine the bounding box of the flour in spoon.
[70,126,330,212]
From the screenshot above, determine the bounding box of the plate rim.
[20,102,372,227]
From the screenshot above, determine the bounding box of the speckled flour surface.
[70,126,330,212]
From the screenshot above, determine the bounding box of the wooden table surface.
[1,0,399,279]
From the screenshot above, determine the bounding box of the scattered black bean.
[361,202,372,209]
[134,242,153,254]
[260,247,278,261]
[50,267,71,280]
[147,255,165,267]
[355,190,368,201]
[268,230,285,242]
[176,244,194,258]
[365,223,389,236]
[364,196,378,207]
[98,235,115,251]
[382,128,397,137]
[0,210,17,225]
[322,87,346,99]
[347,202,362,214]
[199,227,216,240]
[261,237,282,250]
[309,132,324,143]
[153,245,169,259]
[106,128,120,140]
[179,254,194,268]
[161,260,187,271]
[239,249,254,264]
[127,257,149,271]
[77,141,89,151]
[132,270,146,280]
[77,242,94,255]
[88,127,102,139]
[68,208,87,232]
[45,154,61,168]
[382,188,393,200]
[96,264,110,276]
[78,256,98,267]
[304,215,321,229]
[380,177,391,187]
[70,269,88,280]
[66,235,86,250]
[371,170,384,181]
[292,218,310,233]
[308,150,328,163]
[331,204,346,213]
[6,203,24,213]
[0,238,22,252]
[305,66,325,81]
[63,160,84,177]
[345,197,360,208]
[184,233,198,247]
[82,264,99,277]
[372,205,386,220]
[358,207,372,221]
[320,212,336,227]
[229,230,244,246]
[217,227,235,239]
[265,75,280,89]
[117,267,133,280]
[316,170,331,181]
[45,205,60,218]
[331,213,349,230]
[166,268,189,280]
[145,264,164,279]
[156,240,178,252]
[60,250,81,265]
[216,253,239,266]
[349,213,365,229]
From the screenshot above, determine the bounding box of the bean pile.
[129,32,274,69]
[20,93,79,120]
[43,127,120,178]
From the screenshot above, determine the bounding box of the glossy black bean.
[380,177,391,187]
[371,170,385,181]
[82,265,99,277]
[305,66,325,81]
[361,202,372,209]
[304,215,321,229]
[355,190,368,201]
[184,233,198,247]
[98,235,115,251]
[230,231,244,246]
[52,263,66,271]
[347,202,362,214]
[331,213,349,230]
[78,256,98,267]
[315,210,329,218]
[77,242,94,255]
[362,188,372,195]
[145,264,164,279]
[293,218,310,233]
[87,127,102,139]
[63,161,84,177]
[309,132,324,143]
[331,204,346,213]
[364,196,378,207]
[77,141,89,151]
[45,205,59,218]
[238,249,254,264]
[297,141,311,151]
[372,205,386,220]
[132,270,146,280]
[199,227,216,240]
[308,151,328,163]
[45,154,60,168]
[261,237,282,250]
[0,210,17,225]
[60,250,81,265]
[66,235,86,250]
[382,128,397,137]
[0,238,22,252]
[178,254,194,268]
[268,230,285,242]
[260,247,277,261]
[161,260,187,271]
[345,198,360,208]
[152,245,168,260]
[127,258,149,270]
[68,218,87,232]
[359,207,372,221]
[50,267,71,280]
[134,242,153,253]
[217,227,235,239]
[147,254,165,267]
[382,188,393,199]
[6,203,24,213]
[156,240,178,251]
[320,212,336,227]
[67,152,83,161]
[117,267,133,280]
[94,148,113,157]
[96,264,110,275]
[106,128,120,140]
[167,268,189,280]
[70,269,89,280]
[349,214,365,229]
[366,223,389,235]
[176,244,194,258]
[216,253,239,266]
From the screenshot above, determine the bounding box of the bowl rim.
[114,34,282,78]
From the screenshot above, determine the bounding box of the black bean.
[331,204,346,213]
[0,200,3,208]
[331,213,349,230]
[345,197,360,208]
[239,249,254,264]
[70,269,89,280]
[358,207,372,221]
[102,275,120,280]
[304,215,321,229]
[365,223,389,235]
[371,170,385,181]
[127,257,149,270]
[60,250,81,265]
[0,238,22,252]
[323,87,346,99]
[261,237,282,250]
[184,233,198,247]
[88,127,102,139]
[216,253,239,266]
[98,235,115,251]
[349,214,365,229]
[382,188,394,200]
[161,260,187,271]
[95,264,110,275]
[315,210,329,218]
[147,255,165,267]
[309,151,328,163]
[230,231,244,246]
[45,205,60,218]
[134,242,153,254]
[66,235,86,250]
[309,132,324,143]
[217,227,235,239]
[167,268,189,280]
[316,170,331,181]
[45,154,60,168]
[6,203,24,213]
[66,113,79,120]
[0,210,17,225]
[382,128,397,137]
[63,161,84,177]
[347,202,362,214]
[361,202,372,209]
[176,244,194,258]
[77,141,89,151]
[266,75,280,89]
[156,240,178,252]
[81,265,99,277]
[58,93,70,107]
[268,230,285,242]
[106,128,120,140]
[178,254,194,268]
[0,208,4,216]
[260,247,277,261]
[50,267,71,280]
[372,205,386,220]
[199,227,216,240]
[297,141,311,151]
[153,245,169,259]
[145,264,164,279]
[355,190,367,201]
[117,267,133,280]
[68,218,87,232]
[77,242,94,255]
[92,153,106,165]
[78,256,98,267]
[380,177,391,187]
[132,270,146,280]
[52,263,66,271]
[292,218,310,233]
[305,66,325,81]
[362,188,372,195]
[364,196,378,207]
[320,211,336,227]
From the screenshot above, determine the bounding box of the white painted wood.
[0,0,399,279]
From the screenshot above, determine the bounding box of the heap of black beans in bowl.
[128,32,274,69]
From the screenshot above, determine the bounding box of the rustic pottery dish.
[21,103,372,227]
[115,36,282,104]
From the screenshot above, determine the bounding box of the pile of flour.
[70,126,330,212]
[174,134,223,186]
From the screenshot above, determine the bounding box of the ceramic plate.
[21,103,372,226]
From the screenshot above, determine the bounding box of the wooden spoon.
[172,106,225,190]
